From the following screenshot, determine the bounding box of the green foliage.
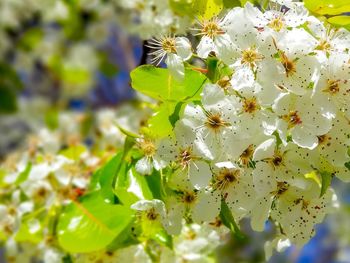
[57,192,133,253]
[320,171,333,197]
[99,53,119,77]
[131,65,206,138]
[45,108,60,130]
[130,65,207,102]
[0,63,23,114]
[304,0,350,15]
[147,103,176,138]
[304,0,350,30]
[345,161,350,171]
[239,0,259,6]
[152,228,173,249]
[17,28,43,51]
[144,170,164,200]
[207,57,220,82]
[328,16,350,30]
[170,0,224,19]
[59,145,87,161]
[15,162,32,186]
[220,200,245,240]
[192,0,224,19]
[106,219,140,251]
[97,152,124,204]
[223,0,241,8]
[15,218,43,244]
[0,88,18,114]
[169,0,195,17]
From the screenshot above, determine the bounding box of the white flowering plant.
[1,0,350,262]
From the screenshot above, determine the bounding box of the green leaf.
[98,153,124,204]
[320,171,333,197]
[304,0,350,15]
[345,161,350,171]
[128,167,154,200]
[80,112,93,137]
[192,0,223,20]
[207,56,220,82]
[169,0,195,17]
[59,145,87,161]
[148,103,176,138]
[223,0,241,8]
[99,53,119,77]
[107,219,140,251]
[0,63,22,114]
[45,108,59,130]
[117,125,140,139]
[220,200,245,240]
[15,218,42,244]
[62,254,74,263]
[153,228,173,249]
[0,87,17,113]
[145,170,163,200]
[115,165,154,206]
[61,67,91,85]
[240,0,259,6]
[328,16,350,30]
[0,63,23,91]
[18,28,43,51]
[57,192,133,253]
[15,162,32,186]
[168,102,185,127]
[130,65,207,102]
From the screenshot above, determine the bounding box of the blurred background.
[0,1,350,262]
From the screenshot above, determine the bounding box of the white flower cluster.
[74,222,221,263]
[134,1,350,251]
[0,103,151,262]
[115,0,190,39]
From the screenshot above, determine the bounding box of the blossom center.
[269,17,284,32]
[323,79,340,95]
[140,139,156,157]
[182,191,197,205]
[209,217,223,228]
[294,198,310,210]
[316,40,331,52]
[201,20,224,38]
[35,187,49,200]
[281,54,297,77]
[217,76,231,91]
[239,144,254,166]
[241,48,263,67]
[274,181,289,197]
[317,134,332,146]
[205,112,229,132]
[282,111,302,128]
[146,208,159,221]
[7,206,17,216]
[215,168,240,190]
[177,147,193,168]
[161,37,176,53]
[242,97,260,114]
[271,154,283,167]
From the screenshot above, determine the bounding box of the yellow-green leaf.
[57,192,133,253]
[328,15,350,30]
[148,103,176,138]
[304,0,350,15]
[130,65,207,102]
[193,0,223,20]
[59,144,87,161]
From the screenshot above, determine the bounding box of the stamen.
[281,111,302,129]
[204,112,230,132]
